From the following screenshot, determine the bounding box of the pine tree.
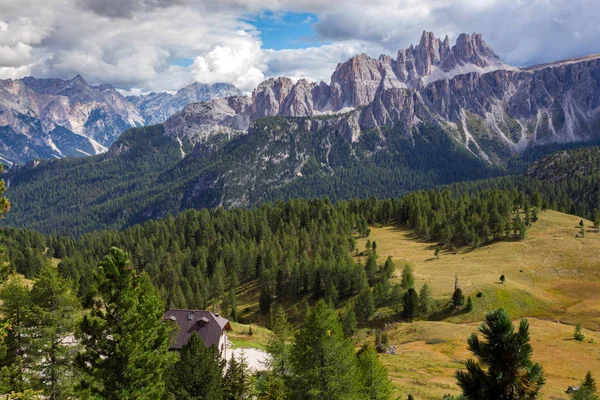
[383,256,395,279]
[419,282,432,315]
[258,373,287,400]
[29,263,81,399]
[354,287,375,322]
[166,333,224,400]
[290,300,361,400]
[400,265,415,290]
[76,248,176,399]
[574,323,585,341]
[356,344,393,400]
[391,283,402,315]
[466,296,473,312]
[403,288,418,322]
[365,252,378,283]
[456,309,545,399]
[341,307,358,338]
[266,305,291,375]
[223,352,252,400]
[0,275,32,393]
[452,275,465,309]
[583,371,598,393]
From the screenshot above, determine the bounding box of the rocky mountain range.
[165,31,600,165]
[0,76,240,165]
[3,30,600,235]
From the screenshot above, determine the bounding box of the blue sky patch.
[245,11,328,50]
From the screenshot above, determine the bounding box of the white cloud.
[191,30,266,92]
[0,0,599,93]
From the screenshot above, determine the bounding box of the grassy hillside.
[357,210,600,399]
[379,319,600,399]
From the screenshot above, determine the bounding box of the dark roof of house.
[164,309,232,350]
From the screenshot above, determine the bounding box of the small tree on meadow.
[500,275,505,284]
[574,323,585,342]
[456,309,545,399]
[571,371,599,400]
[434,247,441,259]
[452,275,464,309]
[400,265,415,290]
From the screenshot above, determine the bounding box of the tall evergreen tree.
[400,265,415,290]
[571,371,599,400]
[356,344,393,400]
[30,263,81,399]
[418,282,432,315]
[76,248,176,400]
[223,352,252,400]
[403,288,418,322]
[354,287,375,322]
[266,305,291,375]
[456,308,545,399]
[0,275,32,393]
[166,333,224,400]
[290,300,361,400]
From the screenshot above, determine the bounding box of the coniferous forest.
[0,145,599,399]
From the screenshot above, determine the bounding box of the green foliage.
[223,352,252,400]
[400,264,414,290]
[403,288,418,322]
[572,371,599,400]
[341,307,358,338]
[289,300,361,400]
[257,373,287,400]
[574,323,585,342]
[0,275,32,393]
[165,333,224,400]
[356,344,393,400]
[76,248,176,399]
[29,263,81,399]
[266,306,291,375]
[466,296,473,313]
[456,309,545,399]
[354,287,375,322]
[418,282,432,315]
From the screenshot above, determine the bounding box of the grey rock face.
[0,77,242,165]
[164,96,253,143]
[0,75,142,165]
[129,82,242,125]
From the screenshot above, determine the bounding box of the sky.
[1,0,599,94]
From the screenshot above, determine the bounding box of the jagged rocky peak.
[164,95,253,143]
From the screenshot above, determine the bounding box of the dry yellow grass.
[363,210,600,329]
[379,319,600,400]
[357,210,600,399]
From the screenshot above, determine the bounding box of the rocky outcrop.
[164,96,252,143]
[128,82,242,125]
[0,77,242,165]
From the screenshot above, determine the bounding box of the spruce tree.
[76,248,176,399]
[456,309,545,399]
[166,333,224,400]
[403,288,418,322]
[341,306,358,338]
[356,344,393,400]
[0,275,32,393]
[30,263,81,399]
[419,282,432,315]
[266,305,291,375]
[290,300,361,400]
[574,323,585,341]
[223,352,252,400]
[354,287,375,322]
[400,265,415,289]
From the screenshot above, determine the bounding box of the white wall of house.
[217,330,228,359]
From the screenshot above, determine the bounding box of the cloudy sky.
[1,0,599,94]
